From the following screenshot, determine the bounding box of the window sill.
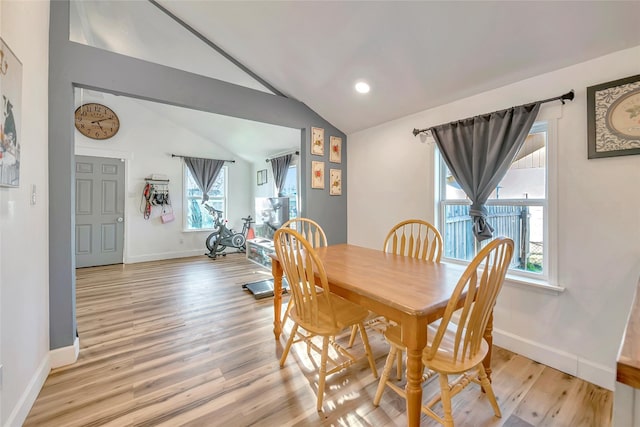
[442,260,565,295]
[503,274,565,295]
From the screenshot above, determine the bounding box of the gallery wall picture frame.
[311,161,325,189]
[587,74,640,159]
[329,169,342,196]
[257,169,267,185]
[311,127,325,156]
[0,38,23,187]
[329,136,342,163]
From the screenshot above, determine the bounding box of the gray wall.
[49,1,347,350]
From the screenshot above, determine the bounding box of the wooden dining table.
[271,243,496,427]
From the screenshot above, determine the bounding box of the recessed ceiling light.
[355,81,370,94]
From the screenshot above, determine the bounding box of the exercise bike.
[203,204,254,259]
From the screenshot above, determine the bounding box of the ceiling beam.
[148,0,287,98]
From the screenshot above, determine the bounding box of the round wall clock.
[74,103,120,140]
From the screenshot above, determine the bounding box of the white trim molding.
[494,328,615,391]
[74,145,134,161]
[125,249,207,264]
[4,356,50,427]
[50,336,80,369]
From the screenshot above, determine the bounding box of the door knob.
[117,217,124,223]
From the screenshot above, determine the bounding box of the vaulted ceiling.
[73,1,640,159]
[158,1,640,134]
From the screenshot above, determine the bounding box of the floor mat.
[242,278,289,299]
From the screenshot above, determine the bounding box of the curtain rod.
[265,151,300,163]
[171,154,235,163]
[412,90,574,137]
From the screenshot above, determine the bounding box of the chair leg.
[279,323,298,367]
[373,345,398,406]
[478,363,501,418]
[438,373,454,427]
[317,336,330,412]
[358,323,378,378]
[396,349,403,380]
[282,298,293,324]
[347,324,357,348]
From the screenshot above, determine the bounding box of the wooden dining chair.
[382,219,443,261]
[281,217,327,249]
[274,228,378,411]
[373,236,514,427]
[348,219,443,377]
[280,218,327,325]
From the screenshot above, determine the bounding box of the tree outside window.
[185,165,227,230]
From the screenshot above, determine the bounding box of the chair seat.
[291,292,371,336]
[384,322,489,374]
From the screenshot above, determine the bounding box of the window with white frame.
[280,164,298,220]
[437,121,553,279]
[184,165,227,231]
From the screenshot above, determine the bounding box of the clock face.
[74,103,120,140]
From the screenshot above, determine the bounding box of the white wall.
[75,93,253,263]
[0,1,51,425]
[348,45,640,390]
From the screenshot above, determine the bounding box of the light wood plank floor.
[25,255,612,426]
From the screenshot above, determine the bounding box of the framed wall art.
[311,161,324,189]
[329,136,342,163]
[257,169,267,185]
[329,169,342,196]
[587,74,640,159]
[0,38,23,187]
[311,127,324,156]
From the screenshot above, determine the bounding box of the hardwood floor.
[25,255,612,426]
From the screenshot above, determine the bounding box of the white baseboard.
[613,382,636,427]
[4,355,50,427]
[50,337,80,369]
[125,249,212,264]
[578,357,616,391]
[493,329,615,390]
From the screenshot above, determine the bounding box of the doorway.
[75,155,125,267]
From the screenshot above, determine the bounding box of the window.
[437,122,553,280]
[184,165,227,230]
[280,165,298,220]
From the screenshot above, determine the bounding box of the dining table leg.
[271,259,283,340]
[403,317,427,427]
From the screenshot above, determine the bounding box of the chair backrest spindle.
[383,219,443,262]
[282,218,327,248]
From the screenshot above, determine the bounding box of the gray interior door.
[75,156,125,268]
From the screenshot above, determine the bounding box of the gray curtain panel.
[270,154,293,196]
[183,157,225,203]
[429,103,541,241]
